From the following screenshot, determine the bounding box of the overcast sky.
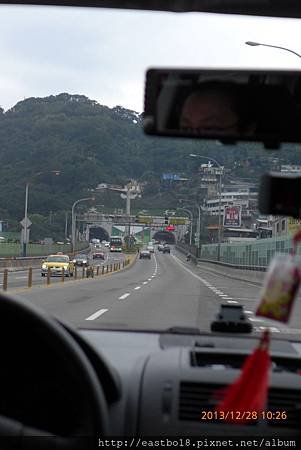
[0,5,300,113]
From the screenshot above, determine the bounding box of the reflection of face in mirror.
[178,83,256,136]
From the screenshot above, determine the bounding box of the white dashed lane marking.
[143,281,148,285]
[174,254,301,337]
[134,286,141,290]
[118,293,130,300]
[85,308,108,321]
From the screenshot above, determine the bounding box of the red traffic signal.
[166,224,175,231]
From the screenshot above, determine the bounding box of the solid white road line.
[118,293,130,300]
[172,254,252,305]
[134,286,141,290]
[85,308,108,321]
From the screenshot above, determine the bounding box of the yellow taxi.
[41,253,74,277]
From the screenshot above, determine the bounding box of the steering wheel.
[0,292,110,449]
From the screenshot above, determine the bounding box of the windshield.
[1,5,301,340]
[46,255,69,263]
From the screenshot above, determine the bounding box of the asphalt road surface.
[7,246,301,340]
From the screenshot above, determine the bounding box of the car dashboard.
[75,327,301,437]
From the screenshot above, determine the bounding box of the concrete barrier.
[197,260,266,286]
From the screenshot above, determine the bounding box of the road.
[0,248,124,290]
[9,246,301,339]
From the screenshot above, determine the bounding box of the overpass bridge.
[76,213,189,244]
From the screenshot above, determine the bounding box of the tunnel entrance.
[89,227,110,242]
[153,231,175,244]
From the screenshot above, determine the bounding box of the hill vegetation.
[0,93,300,240]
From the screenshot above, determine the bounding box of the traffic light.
[164,216,169,224]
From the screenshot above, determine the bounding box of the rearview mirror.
[144,68,301,148]
[259,173,301,218]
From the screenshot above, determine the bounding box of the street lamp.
[179,201,202,251]
[189,153,223,260]
[177,207,193,246]
[96,181,141,237]
[245,41,301,59]
[22,170,60,257]
[71,197,95,254]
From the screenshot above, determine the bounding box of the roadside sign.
[223,206,241,228]
[20,217,32,228]
[166,224,175,231]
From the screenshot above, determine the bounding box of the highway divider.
[0,246,91,272]
[197,260,266,286]
[175,243,266,285]
[1,254,135,292]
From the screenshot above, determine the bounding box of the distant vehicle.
[139,250,151,260]
[147,244,155,253]
[72,254,90,267]
[103,241,110,247]
[109,236,123,252]
[162,245,170,254]
[94,243,102,249]
[93,252,105,260]
[90,238,100,244]
[158,244,165,252]
[41,254,74,277]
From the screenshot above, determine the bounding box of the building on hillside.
[198,162,224,199]
[203,183,258,220]
[255,216,288,238]
[280,164,301,174]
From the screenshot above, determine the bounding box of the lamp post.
[189,154,223,260]
[196,203,202,251]
[71,197,95,254]
[22,170,60,257]
[245,41,301,59]
[96,181,141,238]
[177,207,193,246]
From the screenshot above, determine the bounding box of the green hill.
[0,92,300,240]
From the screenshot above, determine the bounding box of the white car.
[147,245,155,253]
